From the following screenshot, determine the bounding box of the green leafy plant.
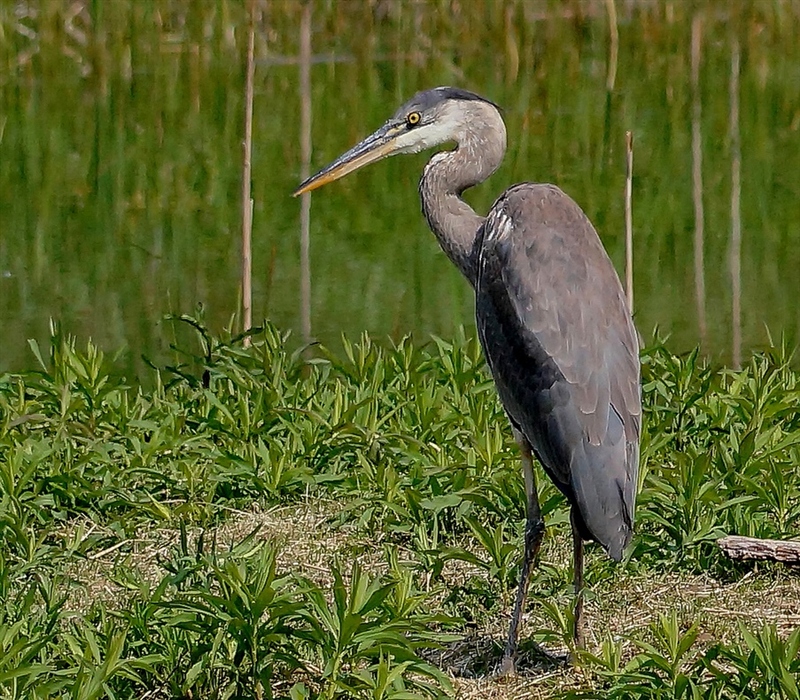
[294,557,454,699]
[2,323,800,697]
[706,625,800,699]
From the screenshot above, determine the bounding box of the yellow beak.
[293,123,402,196]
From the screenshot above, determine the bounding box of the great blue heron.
[294,87,641,675]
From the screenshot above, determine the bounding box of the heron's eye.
[406,111,421,127]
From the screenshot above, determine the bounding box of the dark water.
[1,2,798,378]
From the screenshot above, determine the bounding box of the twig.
[241,0,256,347]
[299,1,313,346]
[89,540,130,560]
[625,131,634,313]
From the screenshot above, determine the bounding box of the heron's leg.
[571,508,585,652]
[500,431,545,676]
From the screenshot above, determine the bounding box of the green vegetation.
[3,3,799,697]
[1,322,799,698]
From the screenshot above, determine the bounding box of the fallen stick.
[718,535,800,564]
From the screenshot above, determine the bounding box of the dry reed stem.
[729,31,742,369]
[625,131,634,313]
[604,0,619,92]
[241,0,256,347]
[691,12,708,354]
[299,1,313,345]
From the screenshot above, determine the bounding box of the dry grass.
[58,499,800,699]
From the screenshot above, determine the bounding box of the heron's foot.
[498,654,516,677]
[569,639,585,665]
[496,642,567,678]
[568,642,589,667]
[568,620,586,666]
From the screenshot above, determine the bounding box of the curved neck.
[418,101,507,287]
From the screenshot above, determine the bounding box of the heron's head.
[293,87,501,196]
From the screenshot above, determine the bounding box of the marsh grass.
[1,322,800,698]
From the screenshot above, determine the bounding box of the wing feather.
[475,183,641,559]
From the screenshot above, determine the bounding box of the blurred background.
[1,1,798,380]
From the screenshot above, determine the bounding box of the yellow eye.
[406,111,421,126]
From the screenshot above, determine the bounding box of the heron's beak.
[293,122,403,196]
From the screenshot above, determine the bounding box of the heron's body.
[477,183,639,558]
[295,86,641,674]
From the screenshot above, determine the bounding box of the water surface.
[1,2,798,378]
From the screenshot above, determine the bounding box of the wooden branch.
[718,535,800,564]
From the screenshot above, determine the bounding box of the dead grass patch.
[58,500,800,699]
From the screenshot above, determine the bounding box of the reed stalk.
[605,0,619,91]
[299,1,313,345]
[241,0,256,347]
[691,12,708,354]
[729,31,742,369]
[625,131,634,313]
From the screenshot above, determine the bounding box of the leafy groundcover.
[1,320,799,699]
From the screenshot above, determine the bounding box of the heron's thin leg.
[571,507,585,653]
[500,432,545,676]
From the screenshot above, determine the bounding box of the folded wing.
[475,183,641,560]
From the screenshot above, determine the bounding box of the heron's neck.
[418,105,506,287]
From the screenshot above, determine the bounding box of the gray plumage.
[295,86,641,674]
[477,184,640,560]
